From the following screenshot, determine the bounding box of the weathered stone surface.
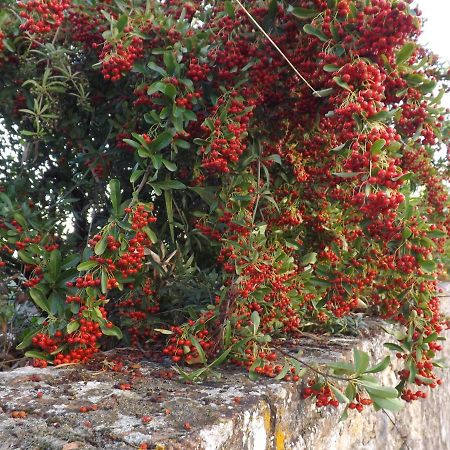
[1,289,449,450]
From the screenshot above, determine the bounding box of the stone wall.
[0,288,449,450]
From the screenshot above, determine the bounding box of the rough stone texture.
[1,286,449,450]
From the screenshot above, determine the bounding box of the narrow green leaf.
[396,42,416,65]
[301,252,317,266]
[365,356,390,373]
[77,260,99,271]
[354,349,370,373]
[116,14,128,33]
[359,379,399,398]
[330,385,350,403]
[370,395,404,412]
[100,324,123,339]
[251,310,260,334]
[29,288,51,314]
[94,236,108,256]
[290,7,319,19]
[18,250,37,265]
[109,179,121,216]
[101,269,108,294]
[333,76,352,91]
[150,131,173,152]
[303,24,328,42]
[189,334,207,364]
[48,249,62,282]
[67,321,80,334]
[275,363,291,380]
[370,139,386,155]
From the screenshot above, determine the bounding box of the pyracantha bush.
[0,0,449,415]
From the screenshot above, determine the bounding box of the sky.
[416,1,450,107]
[417,0,450,64]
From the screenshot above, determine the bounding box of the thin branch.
[130,163,153,207]
[273,343,356,382]
[233,0,321,97]
[382,410,411,450]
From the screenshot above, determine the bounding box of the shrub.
[0,0,449,414]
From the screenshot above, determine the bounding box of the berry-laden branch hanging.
[0,0,449,417]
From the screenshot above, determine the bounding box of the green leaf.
[418,257,436,273]
[16,328,39,350]
[18,250,37,265]
[164,189,175,243]
[29,288,51,315]
[67,321,80,334]
[165,83,177,100]
[122,138,141,150]
[100,324,123,339]
[150,131,173,152]
[109,179,121,216]
[189,334,207,364]
[427,229,447,239]
[130,169,145,183]
[328,361,355,373]
[251,310,260,334]
[365,356,390,373]
[330,385,350,403]
[116,14,128,33]
[402,227,413,239]
[323,64,339,72]
[353,349,370,373]
[162,159,177,171]
[163,51,176,74]
[0,192,13,209]
[48,249,62,282]
[370,395,404,412]
[396,42,416,65]
[152,180,186,190]
[359,379,399,398]
[143,226,157,243]
[333,76,352,91]
[385,141,402,152]
[384,342,405,352]
[189,186,217,206]
[344,382,356,402]
[77,260,99,271]
[13,212,27,228]
[147,61,167,77]
[154,328,174,335]
[368,110,397,122]
[94,236,108,256]
[209,346,233,368]
[25,350,50,361]
[313,88,335,97]
[370,139,386,155]
[301,252,317,266]
[290,7,319,19]
[275,363,291,380]
[303,24,328,42]
[333,172,360,178]
[224,0,235,18]
[101,269,108,294]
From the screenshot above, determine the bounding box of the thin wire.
[233,0,321,97]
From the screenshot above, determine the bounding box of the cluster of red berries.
[96,36,143,81]
[18,0,71,35]
[126,205,157,230]
[348,395,373,412]
[302,381,340,408]
[162,326,213,363]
